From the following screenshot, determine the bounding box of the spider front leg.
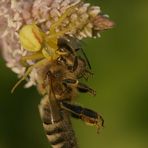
[20,52,44,66]
[11,58,49,93]
[49,1,80,34]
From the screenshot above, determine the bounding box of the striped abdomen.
[39,96,78,148]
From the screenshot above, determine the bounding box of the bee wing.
[66,36,92,70]
[46,74,62,124]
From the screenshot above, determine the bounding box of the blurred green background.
[0,0,148,148]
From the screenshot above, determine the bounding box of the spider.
[11,1,83,93]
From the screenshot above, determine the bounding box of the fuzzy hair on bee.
[36,59,95,100]
[38,58,103,148]
[36,60,78,100]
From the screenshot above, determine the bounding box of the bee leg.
[60,101,104,133]
[80,72,89,80]
[80,70,94,80]
[11,58,49,93]
[85,69,94,76]
[77,82,96,96]
[62,79,96,96]
[68,56,78,72]
[62,78,78,86]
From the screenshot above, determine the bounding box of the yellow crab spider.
[11,1,81,93]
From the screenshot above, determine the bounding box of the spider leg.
[49,1,80,34]
[11,58,49,93]
[48,23,76,39]
[20,52,44,66]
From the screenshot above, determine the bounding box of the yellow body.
[19,24,44,52]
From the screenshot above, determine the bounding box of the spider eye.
[19,24,44,52]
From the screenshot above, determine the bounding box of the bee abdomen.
[43,114,78,148]
[39,96,78,148]
[43,121,65,148]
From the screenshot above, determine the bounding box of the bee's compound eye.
[19,24,43,52]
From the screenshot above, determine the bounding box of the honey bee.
[38,60,103,148]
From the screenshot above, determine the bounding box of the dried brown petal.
[93,15,114,31]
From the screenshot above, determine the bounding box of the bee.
[38,60,103,148]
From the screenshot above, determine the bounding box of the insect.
[38,60,104,148]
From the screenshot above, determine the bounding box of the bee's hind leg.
[60,101,104,133]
